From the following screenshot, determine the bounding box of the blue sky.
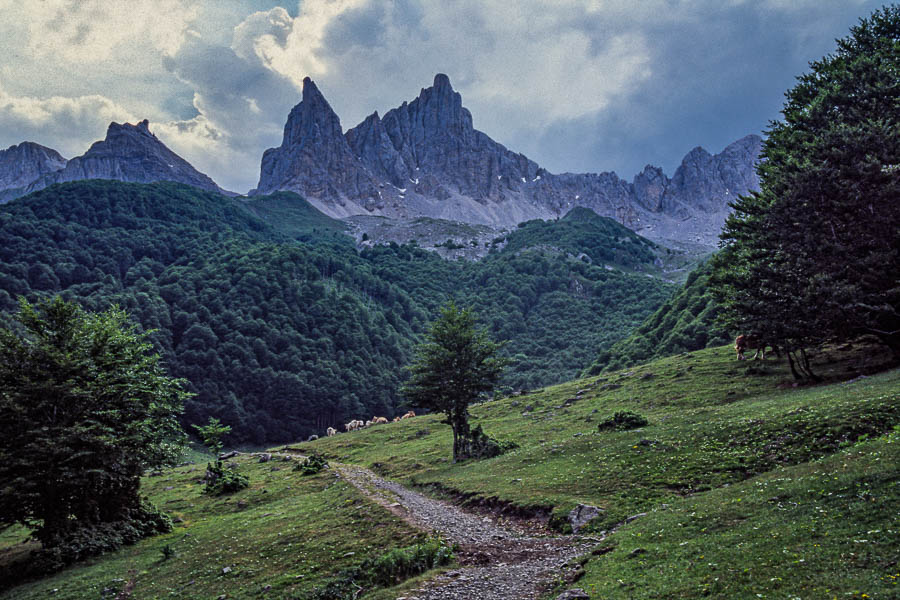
[0,1,886,192]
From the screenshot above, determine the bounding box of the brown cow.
[372,416,389,425]
[735,334,773,360]
[399,410,416,419]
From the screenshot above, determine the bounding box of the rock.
[258,453,272,463]
[306,435,319,442]
[21,120,226,198]
[556,589,590,599]
[254,77,381,214]
[256,73,760,247]
[625,512,647,524]
[219,450,239,460]
[222,566,232,574]
[0,142,67,200]
[628,547,647,558]
[568,504,604,533]
[237,500,248,509]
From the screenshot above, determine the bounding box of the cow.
[365,420,373,427]
[372,416,389,425]
[399,410,416,420]
[345,419,364,432]
[326,426,337,437]
[735,334,774,360]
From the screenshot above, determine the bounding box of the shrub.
[295,452,329,475]
[203,461,250,495]
[597,411,649,431]
[306,537,454,599]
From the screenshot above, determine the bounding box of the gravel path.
[336,464,599,600]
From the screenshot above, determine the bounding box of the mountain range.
[0,74,761,247]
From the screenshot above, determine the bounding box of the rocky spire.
[345,111,410,188]
[254,78,381,213]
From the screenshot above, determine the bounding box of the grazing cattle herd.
[333,411,417,436]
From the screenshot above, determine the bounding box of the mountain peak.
[433,73,452,90]
[0,141,67,195]
[16,119,224,196]
[302,77,324,102]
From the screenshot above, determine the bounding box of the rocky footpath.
[337,464,599,600]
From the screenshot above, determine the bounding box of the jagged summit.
[255,73,761,245]
[27,120,225,195]
[254,78,381,215]
[0,120,227,202]
[0,142,67,193]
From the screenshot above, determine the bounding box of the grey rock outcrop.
[255,77,382,216]
[26,120,225,195]
[257,74,762,246]
[0,142,67,191]
[568,503,603,533]
[0,142,68,202]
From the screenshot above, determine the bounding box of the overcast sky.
[0,0,885,193]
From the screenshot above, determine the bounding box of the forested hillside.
[586,260,730,373]
[0,181,673,442]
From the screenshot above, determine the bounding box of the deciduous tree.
[0,297,188,571]
[401,302,507,461]
[713,6,900,375]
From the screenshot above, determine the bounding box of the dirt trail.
[335,464,599,600]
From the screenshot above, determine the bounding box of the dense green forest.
[0,180,673,442]
[585,260,731,373]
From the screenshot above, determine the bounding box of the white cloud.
[14,0,198,62]
[0,81,135,156]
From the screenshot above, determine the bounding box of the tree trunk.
[450,411,471,462]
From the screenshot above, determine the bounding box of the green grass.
[308,341,898,597]
[576,428,900,599]
[3,341,897,598]
[0,455,433,599]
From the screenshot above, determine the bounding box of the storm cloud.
[0,0,882,193]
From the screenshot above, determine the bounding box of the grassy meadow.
[1,340,897,599]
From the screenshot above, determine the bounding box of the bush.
[597,411,649,431]
[295,452,329,475]
[203,461,250,495]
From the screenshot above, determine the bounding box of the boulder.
[568,504,603,533]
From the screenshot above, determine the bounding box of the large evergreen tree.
[401,302,507,461]
[713,5,900,375]
[0,297,188,571]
